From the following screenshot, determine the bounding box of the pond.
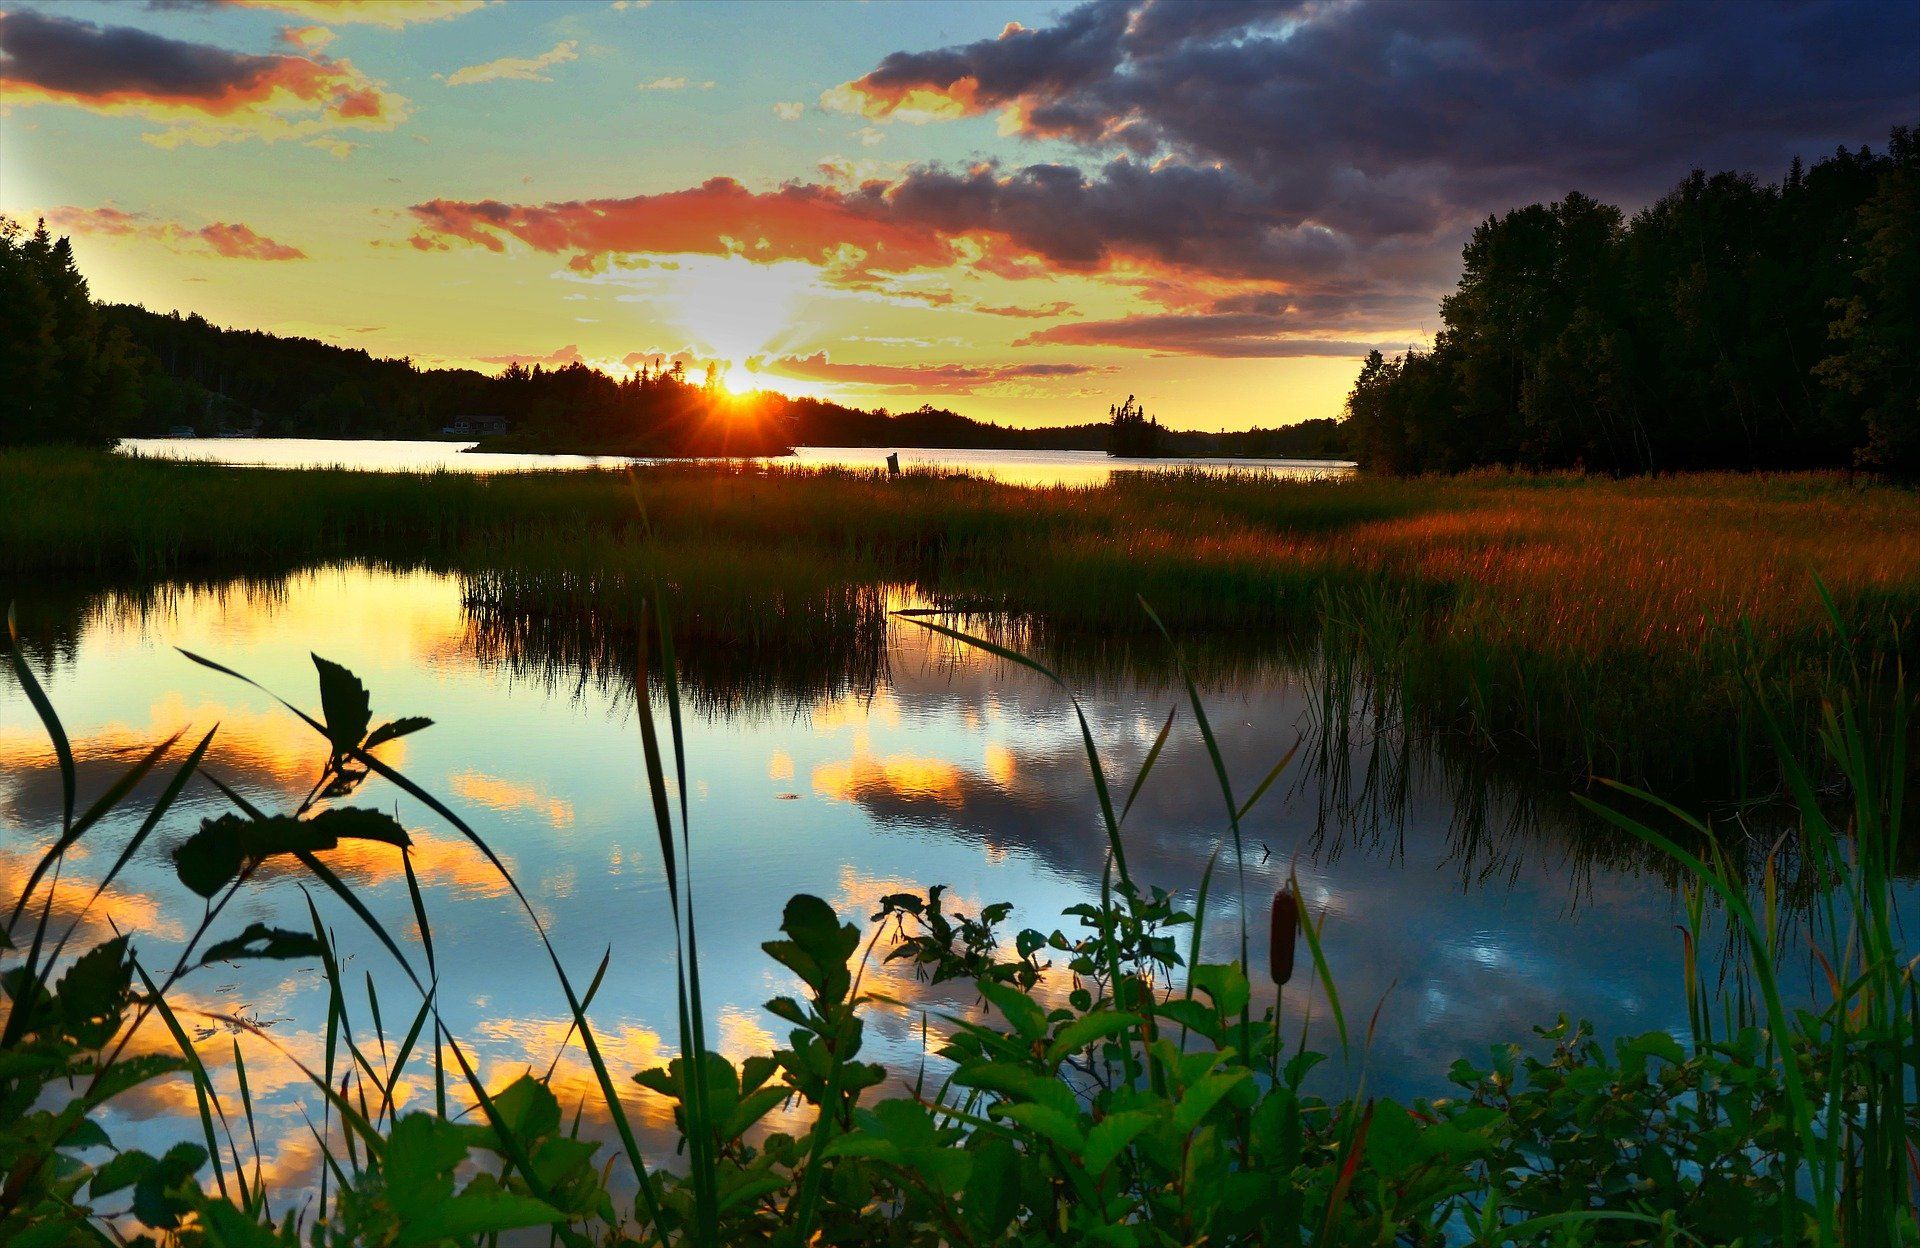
[116,438,1356,487]
[0,563,1848,1192]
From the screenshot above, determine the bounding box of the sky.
[2,0,1915,431]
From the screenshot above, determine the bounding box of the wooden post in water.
[886,451,901,475]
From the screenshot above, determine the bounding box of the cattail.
[1269,887,1300,986]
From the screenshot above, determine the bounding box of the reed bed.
[5,449,1916,797]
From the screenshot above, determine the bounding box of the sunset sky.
[3,0,1915,429]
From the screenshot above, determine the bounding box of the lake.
[3,558,1814,1193]
[117,437,1356,486]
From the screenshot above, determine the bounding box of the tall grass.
[6,449,1914,800]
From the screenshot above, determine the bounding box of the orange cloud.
[0,10,407,146]
[196,221,308,260]
[812,753,967,808]
[45,206,307,261]
[406,177,962,279]
[278,25,335,53]
[766,351,1108,395]
[448,771,575,829]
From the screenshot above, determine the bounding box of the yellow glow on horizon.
[641,254,823,374]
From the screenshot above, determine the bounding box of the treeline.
[0,219,142,446]
[1108,393,1350,460]
[2,213,1349,461]
[1345,126,1918,475]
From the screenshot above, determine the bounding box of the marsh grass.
[7,451,1914,801]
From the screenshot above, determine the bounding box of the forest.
[1345,126,1918,475]
[0,218,1346,460]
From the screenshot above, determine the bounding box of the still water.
[117,437,1355,486]
[3,565,1719,1189]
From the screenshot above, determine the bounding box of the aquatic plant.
[5,450,1914,800]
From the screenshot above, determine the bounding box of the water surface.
[117,437,1355,486]
[1,564,1808,1192]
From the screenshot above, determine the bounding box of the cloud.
[46,205,308,260]
[195,220,308,259]
[1017,314,1393,358]
[766,350,1107,394]
[406,177,960,277]
[638,76,714,91]
[817,0,1919,339]
[976,300,1075,319]
[772,100,804,121]
[168,1,487,27]
[278,25,334,53]
[833,0,1918,207]
[475,343,586,370]
[403,161,1373,290]
[441,40,577,87]
[408,1,1916,359]
[0,9,406,145]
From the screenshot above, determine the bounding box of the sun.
[657,254,822,372]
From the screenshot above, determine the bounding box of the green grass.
[6,448,1918,799]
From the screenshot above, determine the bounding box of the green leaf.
[364,716,433,751]
[995,1102,1087,1155]
[723,1085,791,1141]
[1172,1070,1248,1135]
[188,1197,289,1248]
[54,936,132,1045]
[1044,1010,1141,1066]
[1083,1110,1158,1177]
[90,1149,155,1199]
[313,654,372,755]
[977,979,1048,1040]
[1363,1099,1421,1177]
[173,808,411,898]
[963,1135,1021,1241]
[393,1191,564,1246]
[488,1073,562,1144]
[131,1142,206,1230]
[85,1053,188,1108]
[200,922,325,967]
[382,1113,468,1210]
[1189,962,1250,1020]
[952,1062,1078,1117]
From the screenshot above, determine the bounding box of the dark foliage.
[1345,127,1920,475]
[0,218,141,447]
[1107,394,1167,457]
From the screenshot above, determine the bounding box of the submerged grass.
[5,448,1916,797]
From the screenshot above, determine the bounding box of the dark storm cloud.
[0,7,403,133]
[0,8,320,106]
[845,0,1917,212]
[826,0,1919,349]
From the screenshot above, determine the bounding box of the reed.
[6,449,1914,799]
